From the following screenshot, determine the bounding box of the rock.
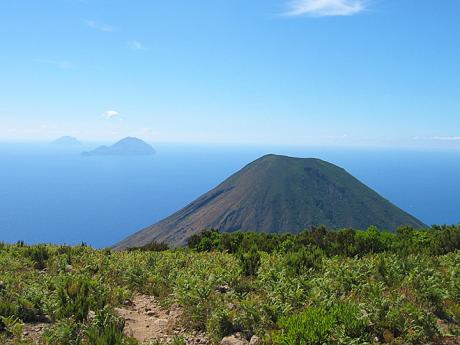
[123,299,134,306]
[220,335,249,345]
[169,304,182,318]
[0,281,5,291]
[87,310,96,321]
[154,318,169,327]
[196,336,207,344]
[65,264,74,273]
[146,310,156,316]
[249,336,261,345]
[216,284,230,293]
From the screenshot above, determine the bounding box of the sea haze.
[0,143,459,248]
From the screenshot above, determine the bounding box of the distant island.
[51,136,82,146]
[82,137,156,156]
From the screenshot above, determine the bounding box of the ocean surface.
[0,142,459,248]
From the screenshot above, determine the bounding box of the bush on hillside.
[275,302,368,344]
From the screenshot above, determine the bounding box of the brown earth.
[115,294,209,344]
[22,323,47,344]
[434,337,460,345]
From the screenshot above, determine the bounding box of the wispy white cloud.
[103,110,119,119]
[284,0,366,17]
[35,59,74,69]
[85,20,116,32]
[128,40,146,51]
[432,136,460,141]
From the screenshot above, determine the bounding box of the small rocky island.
[82,137,156,156]
[51,136,82,146]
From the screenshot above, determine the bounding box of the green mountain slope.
[114,154,425,249]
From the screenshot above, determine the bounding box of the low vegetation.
[1,225,460,344]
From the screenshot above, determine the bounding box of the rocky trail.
[114,294,209,344]
[18,294,209,345]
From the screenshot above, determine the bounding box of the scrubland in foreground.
[1,226,460,344]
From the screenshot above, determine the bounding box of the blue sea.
[0,142,459,248]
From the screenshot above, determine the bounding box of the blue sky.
[1,0,460,147]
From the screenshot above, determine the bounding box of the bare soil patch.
[115,294,209,344]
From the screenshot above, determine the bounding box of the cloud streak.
[35,59,74,69]
[85,20,116,32]
[284,0,365,17]
[103,110,119,119]
[128,40,146,51]
[432,136,460,141]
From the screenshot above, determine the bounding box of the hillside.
[2,227,460,344]
[114,154,425,249]
[82,137,155,156]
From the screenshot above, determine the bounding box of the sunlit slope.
[114,154,425,248]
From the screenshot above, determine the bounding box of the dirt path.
[115,294,209,344]
[434,338,460,345]
[21,323,47,345]
[17,294,208,345]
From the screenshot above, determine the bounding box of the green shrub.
[0,315,24,338]
[187,229,222,252]
[43,319,83,345]
[170,336,186,345]
[239,247,261,277]
[128,241,169,252]
[55,277,92,322]
[0,299,18,323]
[23,245,50,270]
[374,301,438,343]
[275,302,368,344]
[207,308,236,341]
[445,300,460,323]
[16,297,39,322]
[284,246,324,275]
[85,307,135,345]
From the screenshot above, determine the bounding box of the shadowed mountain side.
[114,154,425,249]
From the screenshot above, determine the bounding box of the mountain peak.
[118,136,141,142]
[114,155,425,249]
